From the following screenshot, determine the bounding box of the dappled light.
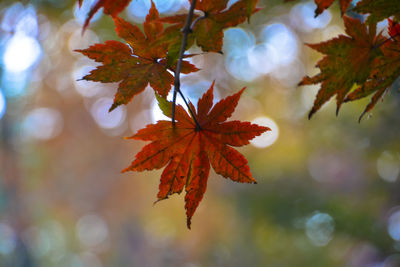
[22,107,63,141]
[223,23,298,82]
[0,0,400,266]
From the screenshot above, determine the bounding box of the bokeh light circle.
[0,223,16,255]
[0,90,6,120]
[76,214,109,248]
[290,2,332,32]
[388,209,400,241]
[259,23,298,66]
[91,97,126,129]
[22,108,63,140]
[305,212,335,246]
[3,33,41,72]
[250,117,279,148]
[377,151,400,183]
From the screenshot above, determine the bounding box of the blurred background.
[0,0,400,266]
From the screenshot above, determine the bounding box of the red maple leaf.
[388,19,400,39]
[344,27,400,121]
[123,82,269,228]
[285,0,351,17]
[314,0,351,16]
[76,2,198,111]
[81,0,132,32]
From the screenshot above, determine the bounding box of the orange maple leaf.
[123,82,269,228]
[76,2,198,111]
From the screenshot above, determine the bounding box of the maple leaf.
[285,0,351,17]
[353,0,400,25]
[344,24,400,121]
[81,0,132,32]
[161,0,260,53]
[300,16,384,118]
[388,19,400,39]
[122,82,269,228]
[314,0,351,16]
[76,3,198,111]
[244,0,260,21]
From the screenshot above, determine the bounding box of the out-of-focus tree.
[1,0,400,266]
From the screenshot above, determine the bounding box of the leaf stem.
[375,32,400,48]
[190,14,207,30]
[172,0,201,129]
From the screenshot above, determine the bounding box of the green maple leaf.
[345,22,400,121]
[300,16,384,118]
[161,0,260,53]
[353,0,400,24]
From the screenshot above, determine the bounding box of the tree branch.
[172,0,201,129]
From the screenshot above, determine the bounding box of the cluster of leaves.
[76,0,400,227]
[77,0,266,228]
[289,0,400,120]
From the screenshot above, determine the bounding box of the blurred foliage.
[0,0,400,266]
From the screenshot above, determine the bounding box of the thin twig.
[375,32,400,48]
[172,0,201,129]
[190,14,207,30]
